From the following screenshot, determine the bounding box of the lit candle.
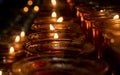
[57,17,63,22]
[7,46,17,63]
[9,46,15,56]
[15,35,20,43]
[20,31,26,42]
[51,0,56,8]
[0,70,2,75]
[33,5,39,12]
[50,24,55,30]
[26,35,76,53]
[31,21,80,33]
[52,33,60,49]
[54,33,59,39]
[23,6,29,13]
[27,0,33,6]
[52,11,57,18]
[13,35,22,50]
[113,14,119,19]
[34,11,58,23]
[20,31,25,38]
[28,32,76,42]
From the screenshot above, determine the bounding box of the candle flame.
[15,35,20,42]
[51,11,57,17]
[57,17,63,22]
[100,10,104,12]
[27,0,33,6]
[51,0,56,6]
[20,31,25,38]
[113,15,119,19]
[9,47,15,54]
[50,24,55,30]
[33,5,39,12]
[54,33,59,39]
[23,6,29,13]
[0,70,2,75]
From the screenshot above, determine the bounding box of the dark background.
[0,0,27,33]
[0,0,120,19]
[0,0,120,18]
[0,0,27,18]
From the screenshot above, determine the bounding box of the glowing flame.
[57,17,63,22]
[113,15,119,19]
[51,11,57,17]
[33,5,39,12]
[54,33,59,39]
[50,24,55,30]
[20,31,25,38]
[100,10,104,12]
[15,35,20,42]
[27,0,33,6]
[23,6,29,13]
[0,70,2,75]
[9,47,15,55]
[66,0,71,3]
[110,38,114,43]
[51,0,56,6]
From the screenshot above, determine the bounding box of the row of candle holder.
[10,54,109,75]
[25,11,95,55]
[76,1,120,54]
[10,0,109,75]
[75,2,120,74]
[0,30,27,66]
[20,0,95,55]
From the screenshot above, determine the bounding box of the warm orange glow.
[27,0,33,6]
[66,0,71,3]
[0,70,2,75]
[113,15,119,19]
[20,31,25,38]
[100,10,104,12]
[50,24,55,30]
[86,21,91,30]
[110,38,114,43]
[17,68,22,72]
[113,23,120,29]
[23,6,29,13]
[80,13,84,21]
[53,41,60,47]
[15,35,20,42]
[51,11,57,17]
[57,17,63,22]
[54,33,59,39]
[51,0,56,6]
[9,47,15,55]
[92,28,96,38]
[33,5,39,12]
[76,8,80,17]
